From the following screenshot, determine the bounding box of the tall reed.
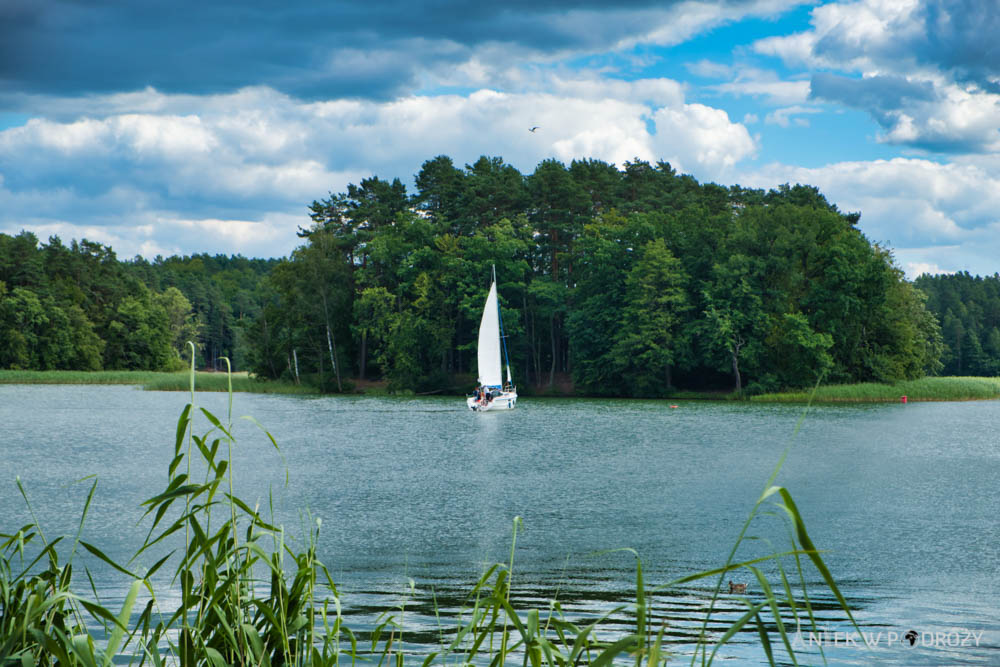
[753,376,1000,402]
[1,356,859,665]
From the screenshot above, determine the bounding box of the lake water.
[1,384,998,664]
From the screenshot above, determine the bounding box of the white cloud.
[651,103,756,174]
[742,156,1000,277]
[879,82,1000,151]
[710,66,811,106]
[549,76,686,108]
[755,0,1000,152]
[0,211,304,261]
[113,114,217,158]
[765,105,822,127]
[904,261,956,278]
[754,30,818,68]
[752,0,926,73]
[686,60,733,79]
[0,81,757,257]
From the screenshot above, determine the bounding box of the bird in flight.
[529,126,540,132]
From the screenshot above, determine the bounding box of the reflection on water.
[1,385,999,664]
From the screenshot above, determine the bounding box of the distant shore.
[0,370,314,394]
[3,371,998,402]
[749,376,1000,403]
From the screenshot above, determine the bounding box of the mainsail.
[476,281,503,388]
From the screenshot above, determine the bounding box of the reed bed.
[0,369,313,394]
[142,371,314,394]
[752,376,1000,403]
[0,353,857,665]
[0,369,170,385]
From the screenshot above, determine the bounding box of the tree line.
[916,272,1000,376]
[7,156,996,393]
[240,155,947,395]
[0,232,276,371]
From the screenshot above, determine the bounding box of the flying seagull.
[529,126,540,132]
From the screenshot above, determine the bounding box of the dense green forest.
[916,272,1000,376]
[4,155,998,395]
[0,232,276,371]
[241,155,946,395]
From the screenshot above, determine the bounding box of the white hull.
[467,390,517,411]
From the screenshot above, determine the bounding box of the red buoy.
[901,395,907,404]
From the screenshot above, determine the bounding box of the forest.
[0,155,996,395]
[916,272,1000,376]
[0,232,276,372]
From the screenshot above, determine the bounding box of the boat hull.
[467,391,517,412]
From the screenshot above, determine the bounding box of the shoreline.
[0,370,314,394]
[750,376,1000,403]
[3,371,999,403]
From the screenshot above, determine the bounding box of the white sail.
[476,281,503,388]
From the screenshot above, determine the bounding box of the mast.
[494,264,513,386]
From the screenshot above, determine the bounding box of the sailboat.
[467,268,517,411]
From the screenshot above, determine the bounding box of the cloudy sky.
[3,0,1000,277]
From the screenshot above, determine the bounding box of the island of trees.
[1,155,998,396]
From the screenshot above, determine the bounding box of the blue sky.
[2,0,1000,277]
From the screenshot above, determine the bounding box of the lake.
[1,384,998,665]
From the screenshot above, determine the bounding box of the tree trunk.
[523,292,532,385]
[731,350,741,393]
[531,309,540,386]
[955,328,962,374]
[292,348,301,385]
[326,324,342,392]
[550,228,560,277]
[359,329,367,381]
[731,338,744,393]
[548,312,556,387]
[317,338,325,385]
[263,315,278,379]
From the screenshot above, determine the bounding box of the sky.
[3,0,1000,278]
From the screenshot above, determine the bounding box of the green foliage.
[916,271,1000,376]
[0,234,261,372]
[767,312,834,389]
[697,256,767,394]
[352,286,396,380]
[566,217,630,395]
[0,285,106,371]
[104,288,177,370]
[610,239,689,396]
[244,227,355,391]
[1,154,954,393]
[130,253,279,370]
[258,158,946,394]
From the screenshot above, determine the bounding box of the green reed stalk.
[182,341,196,660]
[220,355,252,661]
[497,515,522,666]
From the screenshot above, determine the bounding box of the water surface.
[1,385,997,664]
